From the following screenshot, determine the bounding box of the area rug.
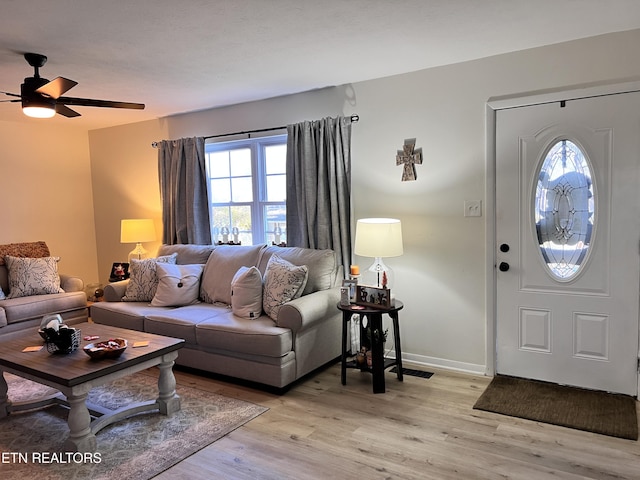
[0,371,268,479]
[473,375,638,440]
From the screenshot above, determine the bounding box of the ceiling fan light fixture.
[21,77,56,118]
[23,105,56,118]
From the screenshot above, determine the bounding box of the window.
[534,139,595,280]
[205,134,287,246]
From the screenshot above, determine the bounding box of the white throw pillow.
[4,255,63,299]
[230,266,263,319]
[122,253,178,302]
[262,255,308,323]
[151,263,204,307]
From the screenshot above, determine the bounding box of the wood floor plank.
[153,362,639,480]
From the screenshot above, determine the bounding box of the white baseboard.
[385,349,487,376]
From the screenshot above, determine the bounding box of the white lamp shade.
[120,219,156,243]
[354,218,403,258]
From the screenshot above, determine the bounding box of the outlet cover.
[464,200,482,217]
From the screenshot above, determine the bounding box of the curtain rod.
[151,114,359,148]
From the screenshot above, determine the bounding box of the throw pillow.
[122,253,178,302]
[151,263,204,307]
[262,254,308,322]
[230,266,263,319]
[0,287,5,300]
[4,255,64,299]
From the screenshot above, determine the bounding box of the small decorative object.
[350,264,360,276]
[342,279,358,302]
[232,227,240,244]
[39,315,81,354]
[273,223,284,246]
[83,338,128,359]
[109,262,129,282]
[355,285,392,309]
[396,138,422,181]
[221,226,229,243]
[356,348,366,366]
[340,286,350,306]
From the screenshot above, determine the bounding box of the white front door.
[495,92,640,396]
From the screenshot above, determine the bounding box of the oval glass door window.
[534,139,595,280]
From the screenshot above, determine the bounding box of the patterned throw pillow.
[122,253,178,302]
[231,266,263,319]
[4,255,63,299]
[262,255,308,323]
[0,286,6,300]
[151,263,204,307]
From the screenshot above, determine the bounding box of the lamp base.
[361,257,394,289]
[127,243,149,263]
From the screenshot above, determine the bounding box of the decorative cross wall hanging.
[396,138,422,181]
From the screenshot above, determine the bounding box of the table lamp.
[354,218,403,288]
[121,219,156,263]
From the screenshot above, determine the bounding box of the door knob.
[500,243,510,253]
[499,262,510,272]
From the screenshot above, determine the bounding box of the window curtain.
[158,137,212,245]
[286,116,352,274]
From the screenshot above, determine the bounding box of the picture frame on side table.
[109,262,130,282]
[355,285,392,309]
[342,279,358,303]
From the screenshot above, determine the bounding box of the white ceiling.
[2,0,640,131]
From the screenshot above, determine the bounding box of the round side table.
[337,301,404,393]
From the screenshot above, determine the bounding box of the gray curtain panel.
[286,116,352,274]
[158,137,212,245]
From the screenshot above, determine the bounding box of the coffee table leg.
[0,372,9,418]
[64,391,96,452]
[157,353,180,415]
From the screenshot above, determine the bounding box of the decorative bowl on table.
[83,338,127,359]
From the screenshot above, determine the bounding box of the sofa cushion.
[151,263,204,307]
[258,246,338,295]
[122,253,178,302]
[145,304,227,345]
[156,244,216,265]
[196,311,293,357]
[90,301,171,331]
[4,256,63,299]
[200,244,265,305]
[0,291,86,324]
[262,254,308,323]
[231,266,263,319]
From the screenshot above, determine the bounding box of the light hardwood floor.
[154,362,640,480]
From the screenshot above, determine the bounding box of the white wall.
[88,29,640,373]
[0,120,98,285]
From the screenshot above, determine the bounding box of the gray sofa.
[0,241,88,337]
[91,244,343,389]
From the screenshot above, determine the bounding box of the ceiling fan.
[0,53,145,118]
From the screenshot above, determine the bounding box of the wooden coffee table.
[0,322,184,452]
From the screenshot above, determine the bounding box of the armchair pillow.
[122,253,178,302]
[262,254,308,323]
[4,255,63,299]
[151,263,204,307]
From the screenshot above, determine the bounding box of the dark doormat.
[389,367,433,379]
[473,375,638,440]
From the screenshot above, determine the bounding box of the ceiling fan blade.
[58,96,145,110]
[36,77,78,99]
[56,104,81,118]
[1,91,21,98]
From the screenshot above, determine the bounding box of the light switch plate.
[464,200,482,217]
